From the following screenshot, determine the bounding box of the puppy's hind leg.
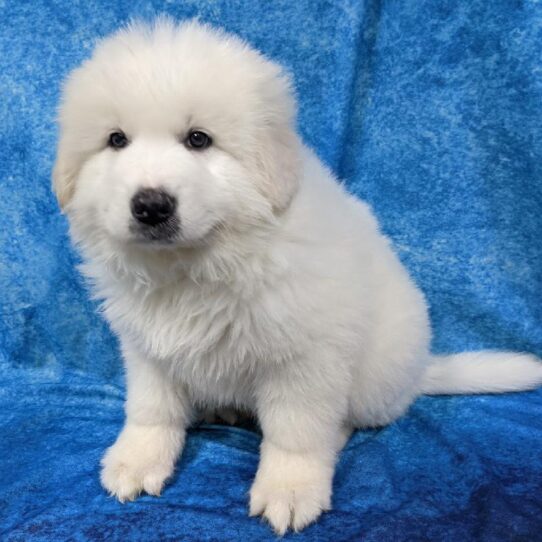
[348,335,429,428]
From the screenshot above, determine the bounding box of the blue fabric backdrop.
[1,1,541,540]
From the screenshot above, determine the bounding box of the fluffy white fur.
[53,19,542,534]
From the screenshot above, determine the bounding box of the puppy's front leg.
[250,359,351,534]
[101,343,191,502]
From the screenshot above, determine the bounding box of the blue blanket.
[1,1,541,540]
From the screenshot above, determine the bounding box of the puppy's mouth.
[129,216,180,246]
[128,217,223,249]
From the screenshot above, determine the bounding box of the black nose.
[130,188,177,226]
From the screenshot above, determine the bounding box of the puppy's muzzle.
[130,188,179,241]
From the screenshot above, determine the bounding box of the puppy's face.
[54,21,300,249]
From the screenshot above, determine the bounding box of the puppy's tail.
[421,351,542,395]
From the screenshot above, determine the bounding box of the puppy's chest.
[107,280,295,401]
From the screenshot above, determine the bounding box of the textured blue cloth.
[1,1,541,540]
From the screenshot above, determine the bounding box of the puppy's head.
[53,19,301,249]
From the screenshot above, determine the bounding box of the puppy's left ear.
[254,123,302,213]
[52,139,80,210]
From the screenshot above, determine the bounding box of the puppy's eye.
[185,130,212,150]
[108,131,129,149]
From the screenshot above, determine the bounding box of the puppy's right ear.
[52,139,79,210]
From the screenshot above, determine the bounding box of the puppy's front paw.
[249,445,333,534]
[100,424,183,502]
[250,478,331,535]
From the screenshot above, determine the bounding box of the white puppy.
[53,19,542,534]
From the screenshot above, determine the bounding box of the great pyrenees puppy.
[53,19,542,534]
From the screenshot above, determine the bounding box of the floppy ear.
[254,123,302,213]
[52,139,80,210]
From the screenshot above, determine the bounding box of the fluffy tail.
[422,351,542,395]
